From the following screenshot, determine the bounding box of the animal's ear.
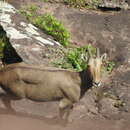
[101,53,107,61]
[87,47,92,58]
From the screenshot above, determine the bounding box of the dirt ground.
[0,102,130,130]
[1,114,130,130]
[1,0,130,130]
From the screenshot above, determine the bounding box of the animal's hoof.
[67,118,73,123]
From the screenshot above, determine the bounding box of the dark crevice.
[98,6,121,11]
[0,26,23,64]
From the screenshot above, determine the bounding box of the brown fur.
[0,49,106,121]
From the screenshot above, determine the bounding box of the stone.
[0,1,60,64]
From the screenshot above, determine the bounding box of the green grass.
[64,0,87,8]
[52,44,115,72]
[0,39,5,59]
[41,0,101,9]
[105,61,115,72]
[20,5,70,46]
[64,0,102,9]
[0,27,6,59]
[33,14,70,46]
[19,4,114,72]
[52,45,96,71]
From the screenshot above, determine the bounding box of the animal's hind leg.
[0,87,23,112]
[0,81,25,112]
[0,93,19,112]
[59,98,73,122]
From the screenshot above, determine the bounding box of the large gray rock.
[0,1,60,64]
[98,0,130,10]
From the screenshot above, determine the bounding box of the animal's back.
[0,64,81,102]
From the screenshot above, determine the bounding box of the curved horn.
[96,48,100,58]
[88,47,92,58]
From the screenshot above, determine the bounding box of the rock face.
[33,0,130,65]
[98,0,130,10]
[0,1,60,64]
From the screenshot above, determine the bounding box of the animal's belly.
[25,85,63,101]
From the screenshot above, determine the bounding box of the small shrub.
[65,45,96,71]
[105,61,115,72]
[20,5,70,46]
[33,14,70,46]
[51,0,101,9]
[52,44,114,72]
[114,99,125,108]
[53,44,96,71]
[0,28,6,59]
[0,39,5,59]
[64,0,87,8]
[27,4,37,12]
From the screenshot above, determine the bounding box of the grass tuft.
[20,5,70,46]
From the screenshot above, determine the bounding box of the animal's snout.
[93,82,101,87]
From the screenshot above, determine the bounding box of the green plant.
[52,44,115,73]
[33,14,70,46]
[105,61,115,72]
[0,39,5,59]
[20,5,70,46]
[114,99,125,108]
[0,27,6,59]
[20,4,37,13]
[64,0,101,9]
[64,0,87,8]
[27,4,37,12]
[66,45,96,71]
[40,0,101,9]
[19,4,37,20]
[53,44,96,71]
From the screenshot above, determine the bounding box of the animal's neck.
[79,67,93,98]
[80,67,93,82]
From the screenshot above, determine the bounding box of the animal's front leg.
[59,98,73,122]
[0,93,15,112]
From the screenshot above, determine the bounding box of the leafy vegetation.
[0,39,5,59]
[64,0,87,8]
[0,28,6,59]
[0,24,114,72]
[19,4,114,72]
[52,44,114,72]
[105,61,115,72]
[53,45,95,71]
[64,45,96,71]
[20,5,70,46]
[41,0,101,9]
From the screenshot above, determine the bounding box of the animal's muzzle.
[93,82,101,87]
